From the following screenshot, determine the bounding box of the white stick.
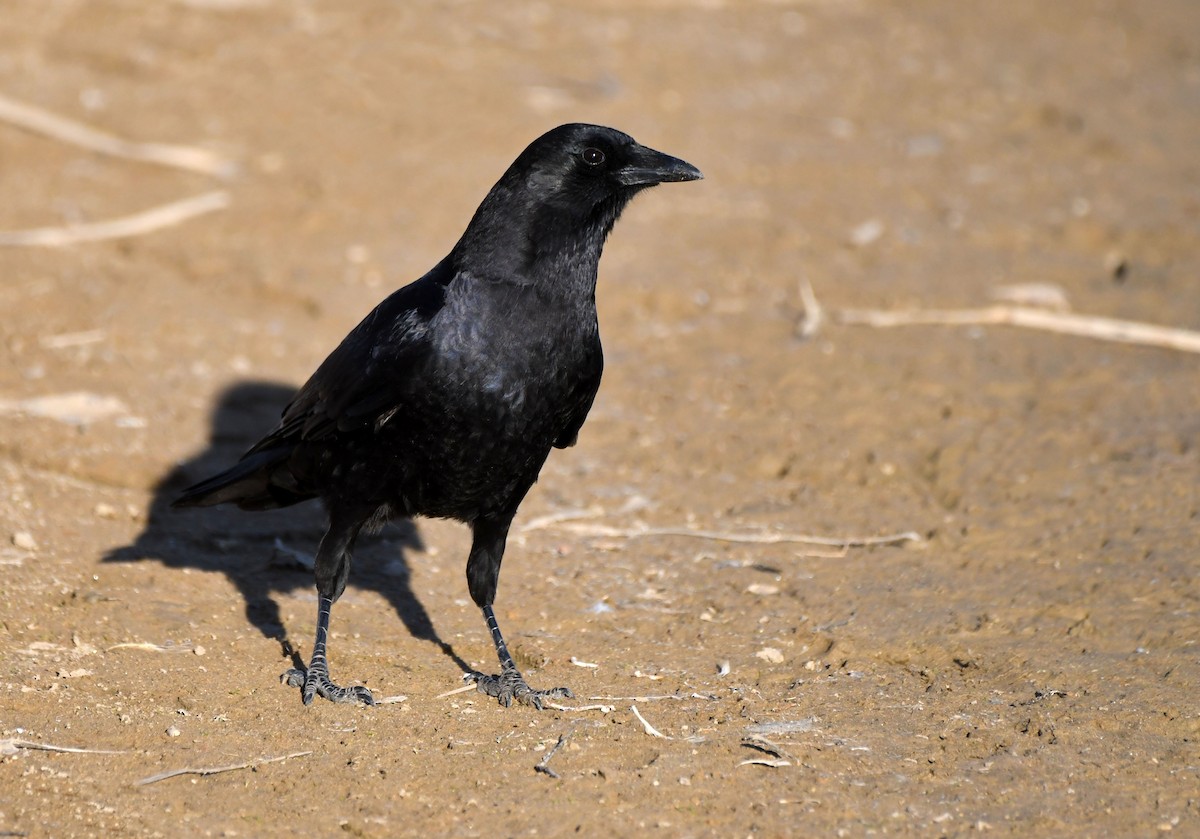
[543,701,614,713]
[1,738,125,755]
[0,92,236,178]
[0,190,230,247]
[838,305,1200,354]
[438,683,478,699]
[541,521,921,548]
[135,750,312,786]
[795,276,824,339]
[630,704,671,739]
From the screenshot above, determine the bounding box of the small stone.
[746,584,779,596]
[94,503,118,519]
[756,647,785,664]
[849,219,885,247]
[166,725,181,737]
[12,532,36,551]
[193,645,207,656]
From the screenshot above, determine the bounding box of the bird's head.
[454,124,701,283]
[517,123,702,224]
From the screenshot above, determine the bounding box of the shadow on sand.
[104,380,471,678]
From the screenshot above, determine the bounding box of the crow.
[173,124,701,708]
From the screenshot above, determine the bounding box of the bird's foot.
[283,665,375,706]
[464,665,573,709]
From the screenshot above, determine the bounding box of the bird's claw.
[464,667,573,709]
[283,666,375,706]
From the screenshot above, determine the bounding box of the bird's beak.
[617,145,703,187]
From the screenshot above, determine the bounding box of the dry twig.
[630,705,671,739]
[0,190,230,247]
[134,750,312,786]
[0,92,236,178]
[534,731,572,779]
[39,329,107,349]
[543,701,614,714]
[742,734,793,762]
[838,304,1200,354]
[107,641,199,654]
[1,738,124,756]
[591,693,714,702]
[738,758,791,768]
[534,520,920,549]
[745,719,817,736]
[440,682,479,699]
[794,276,824,339]
[518,507,603,532]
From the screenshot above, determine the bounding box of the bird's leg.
[284,594,375,705]
[283,513,373,706]
[463,518,572,708]
[464,604,573,709]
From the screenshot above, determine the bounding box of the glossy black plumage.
[174,124,701,707]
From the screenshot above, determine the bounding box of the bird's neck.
[451,190,633,302]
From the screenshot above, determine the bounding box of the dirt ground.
[1,1,1198,836]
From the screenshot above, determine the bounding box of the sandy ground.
[1,1,1198,836]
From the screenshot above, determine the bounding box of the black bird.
[173,124,701,708]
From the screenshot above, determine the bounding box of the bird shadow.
[103,380,471,676]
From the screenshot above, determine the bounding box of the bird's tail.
[171,447,311,511]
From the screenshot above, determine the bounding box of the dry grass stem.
[543,701,614,713]
[135,750,312,786]
[742,735,793,762]
[745,719,817,736]
[0,190,230,247]
[1,738,125,756]
[439,683,479,699]
[540,521,920,548]
[39,329,107,349]
[533,732,572,779]
[738,758,792,768]
[838,305,1200,354]
[518,507,604,532]
[0,92,236,178]
[795,276,824,339]
[630,705,671,739]
[107,641,199,653]
[591,693,711,702]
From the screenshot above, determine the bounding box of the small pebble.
[166,726,181,737]
[746,583,779,596]
[849,219,885,247]
[12,532,37,551]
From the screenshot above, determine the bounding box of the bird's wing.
[553,349,604,449]
[246,263,450,455]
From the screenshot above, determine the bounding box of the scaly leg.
[283,511,373,706]
[464,604,573,709]
[284,594,375,705]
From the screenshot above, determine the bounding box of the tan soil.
[1,1,1198,836]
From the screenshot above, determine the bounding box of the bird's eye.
[581,147,606,166]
